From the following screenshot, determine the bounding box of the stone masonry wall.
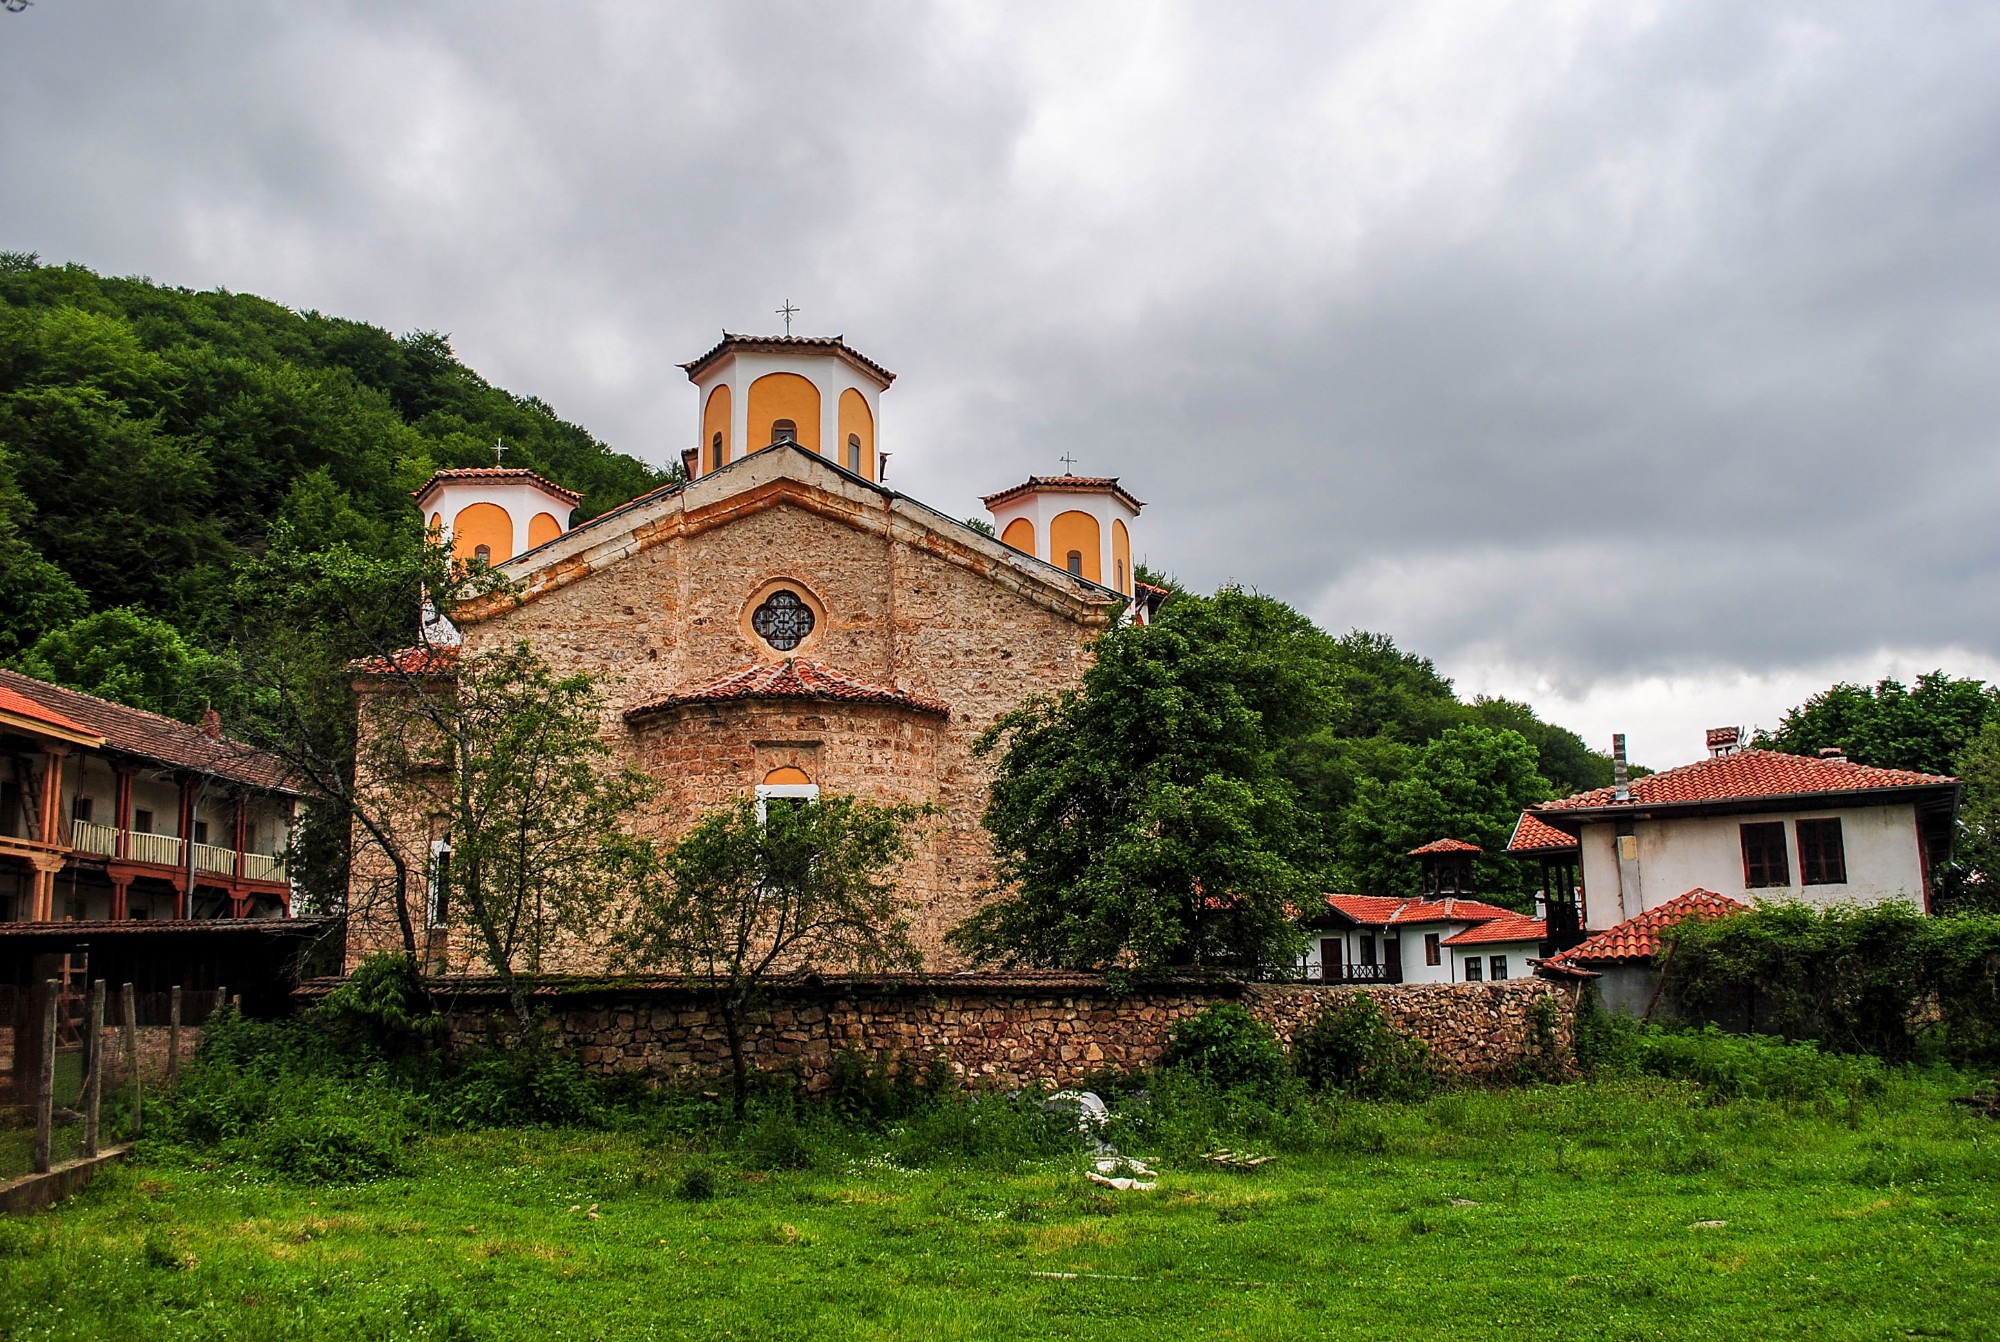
[435,976,1577,1091]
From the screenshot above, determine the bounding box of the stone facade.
[350,446,1121,973]
[430,975,1578,1091]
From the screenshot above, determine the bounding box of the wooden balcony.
[64,818,287,883]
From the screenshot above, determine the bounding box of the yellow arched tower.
[681,332,894,482]
[982,472,1144,597]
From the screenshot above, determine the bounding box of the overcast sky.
[6,1,1998,767]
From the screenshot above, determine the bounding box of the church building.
[351,332,1157,970]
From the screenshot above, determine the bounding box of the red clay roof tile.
[349,645,463,677]
[1539,750,1952,812]
[678,334,896,387]
[980,475,1145,512]
[1409,838,1481,855]
[626,658,949,720]
[1443,914,1546,946]
[0,683,98,740]
[1546,889,1747,966]
[1319,894,1520,926]
[412,467,583,508]
[1507,811,1579,853]
[0,668,293,793]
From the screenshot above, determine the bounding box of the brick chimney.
[1706,726,1742,758]
[1818,746,1847,763]
[200,707,222,740]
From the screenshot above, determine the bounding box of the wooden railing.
[1321,962,1403,985]
[65,819,286,882]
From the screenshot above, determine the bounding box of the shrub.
[246,1080,410,1182]
[1664,903,2000,1064]
[675,1164,718,1201]
[1290,993,1433,1100]
[435,1051,610,1129]
[886,1091,1083,1170]
[825,1049,955,1126]
[1632,1025,1886,1103]
[1572,987,1642,1074]
[737,1105,827,1171]
[1159,1003,1289,1098]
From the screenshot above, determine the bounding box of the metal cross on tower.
[1058,451,1078,474]
[493,438,507,466]
[776,300,799,336]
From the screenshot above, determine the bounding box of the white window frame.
[755,783,819,823]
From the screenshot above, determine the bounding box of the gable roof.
[1508,811,1579,854]
[0,668,295,794]
[1318,894,1521,927]
[679,333,896,388]
[464,441,1128,628]
[1443,914,1546,947]
[1544,889,1747,967]
[625,657,950,721]
[1537,749,1953,815]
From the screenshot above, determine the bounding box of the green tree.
[13,606,228,721]
[1339,724,1553,905]
[1946,719,2000,914]
[953,586,1324,973]
[1754,673,1998,776]
[0,444,84,658]
[620,794,927,1116]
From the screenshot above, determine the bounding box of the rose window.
[751,590,815,651]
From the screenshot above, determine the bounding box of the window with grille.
[1797,817,1847,885]
[1740,821,1790,887]
[751,590,816,651]
[1462,955,1483,982]
[1489,955,1509,981]
[1066,550,1083,576]
[771,419,797,443]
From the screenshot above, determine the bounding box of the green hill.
[0,251,668,676]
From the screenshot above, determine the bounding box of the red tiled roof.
[1538,749,1953,812]
[0,683,99,741]
[678,333,896,387]
[1507,811,1578,853]
[1409,837,1481,855]
[1546,889,1747,966]
[0,668,294,794]
[1319,894,1520,926]
[412,468,583,508]
[1444,915,1546,947]
[349,645,462,677]
[626,658,949,720]
[980,475,1145,513]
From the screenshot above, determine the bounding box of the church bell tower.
[680,333,896,482]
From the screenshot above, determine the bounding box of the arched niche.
[528,512,563,549]
[1050,510,1102,583]
[1001,517,1035,554]
[453,501,513,563]
[747,373,822,451]
[837,388,874,478]
[703,383,732,472]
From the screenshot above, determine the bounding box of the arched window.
[1066,550,1083,576]
[473,544,492,564]
[711,430,724,470]
[771,419,798,443]
[846,433,862,473]
[756,767,819,823]
[1116,558,1126,590]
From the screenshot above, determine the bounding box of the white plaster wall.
[1576,801,1927,925]
[1399,923,1463,984]
[1450,941,1536,983]
[692,349,886,483]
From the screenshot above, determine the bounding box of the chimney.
[1612,733,1630,802]
[680,446,700,479]
[1818,746,1847,763]
[1706,726,1742,758]
[201,707,223,740]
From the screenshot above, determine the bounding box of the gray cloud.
[6,0,1999,748]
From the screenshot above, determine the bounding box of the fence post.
[214,986,226,1018]
[122,982,141,1139]
[33,978,57,1174]
[84,979,106,1158]
[168,986,182,1083]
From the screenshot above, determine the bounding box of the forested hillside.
[0,252,667,711]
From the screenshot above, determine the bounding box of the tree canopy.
[0,255,667,715]
[1754,673,1999,777]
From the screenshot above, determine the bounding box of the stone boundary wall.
[431,976,1577,1091]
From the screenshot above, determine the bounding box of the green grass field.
[2,1073,1996,1341]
